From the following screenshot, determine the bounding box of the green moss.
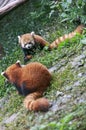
[50,65,74,90]
[0,92,23,120]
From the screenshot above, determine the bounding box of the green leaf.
[67,0,72,4]
[80,38,86,44]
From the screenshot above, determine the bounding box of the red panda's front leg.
[22,48,33,62]
[24,55,32,62]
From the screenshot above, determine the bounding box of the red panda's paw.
[24,55,32,62]
[24,98,50,112]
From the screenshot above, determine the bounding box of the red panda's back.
[21,62,52,91]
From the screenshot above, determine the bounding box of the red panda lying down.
[1,61,52,112]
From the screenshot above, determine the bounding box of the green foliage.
[80,27,86,44]
[38,113,73,130]
[28,0,86,26]
[58,0,86,24]
[42,0,86,24]
[0,75,16,97]
[0,92,23,119]
[58,33,83,49]
[0,75,6,96]
[29,104,86,130]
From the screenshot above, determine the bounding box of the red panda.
[18,25,84,62]
[18,32,49,62]
[1,61,52,112]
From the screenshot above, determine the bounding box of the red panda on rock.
[1,61,52,112]
[18,25,84,62]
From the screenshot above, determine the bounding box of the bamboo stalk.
[0,0,27,15]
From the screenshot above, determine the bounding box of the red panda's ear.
[18,35,21,44]
[18,35,21,39]
[1,72,9,79]
[16,60,21,67]
[31,31,35,39]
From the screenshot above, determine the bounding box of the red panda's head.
[18,32,35,49]
[1,60,22,83]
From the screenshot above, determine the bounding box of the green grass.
[34,104,86,130]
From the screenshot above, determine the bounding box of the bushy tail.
[49,25,84,49]
[24,92,50,112]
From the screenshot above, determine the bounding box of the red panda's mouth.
[21,42,35,49]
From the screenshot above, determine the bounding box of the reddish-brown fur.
[49,25,84,49]
[19,33,49,47]
[18,25,84,61]
[1,61,52,111]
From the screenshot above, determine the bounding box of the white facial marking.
[21,43,25,48]
[25,44,33,49]
[1,72,5,76]
[18,35,20,39]
[18,36,21,43]
[16,60,21,64]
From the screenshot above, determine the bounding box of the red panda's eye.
[29,42,32,44]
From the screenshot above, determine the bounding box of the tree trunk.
[0,0,27,15]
